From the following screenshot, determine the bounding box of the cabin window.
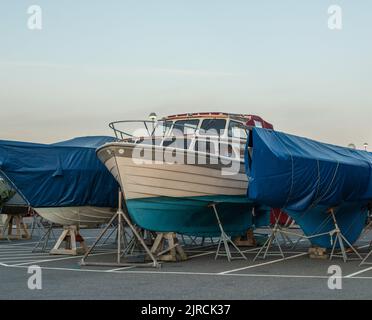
[172,120,199,136]
[163,121,173,135]
[228,121,248,140]
[194,139,216,155]
[199,119,226,136]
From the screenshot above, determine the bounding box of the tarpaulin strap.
[308,213,333,236]
[309,161,340,208]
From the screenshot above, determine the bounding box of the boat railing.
[109,120,201,141]
[109,120,159,140]
[109,119,251,160]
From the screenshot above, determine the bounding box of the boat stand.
[30,214,49,238]
[254,211,297,261]
[254,221,285,261]
[360,242,372,266]
[328,208,362,262]
[209,203,246,262]
[255,208,363,262]
[32,221,57,253]
[234,229,257,247]
[150,232,187,262]
[359,211,372,266]
[50,225,87,255]
[0,214,31,240]
[80,191,160,268]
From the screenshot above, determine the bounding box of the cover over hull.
[246,128,371,248]
[0,137,119,226]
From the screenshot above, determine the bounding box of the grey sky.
[1,0,371,149]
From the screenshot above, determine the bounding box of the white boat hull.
[35,206,115,227]
[99,143,248,201]
[96,143,259,236]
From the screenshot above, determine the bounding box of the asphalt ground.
[1,226,372,300]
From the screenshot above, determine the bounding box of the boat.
[97,112,273,237]
[246,127,372,248]
[0,136,119,227]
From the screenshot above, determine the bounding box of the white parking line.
[218,252,308,275]
[106,266,137,272]
[0,241,44,246]
[0,262,331,279]
[2,254,372,281]
[345,266,372,278]
[0,251,49,260]
[188,251,215,259]
[0,255,52,261]
[0,250,38,254]
[10,251,116,266]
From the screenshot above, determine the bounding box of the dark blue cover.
[52,136,116,148]
[0,136,119,208]
[246,128,371,247]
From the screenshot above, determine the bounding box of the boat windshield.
[171,120,199,136]
[199,119,226,136]
[109,118,250,160]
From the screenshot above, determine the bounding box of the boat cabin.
[110,112,273,161]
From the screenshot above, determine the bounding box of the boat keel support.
[50,225,87,255]
[209,203,247,262]
[80,190,160,268]
[0,214,31,240]
[150,232,187,262]
[328,208,362,262]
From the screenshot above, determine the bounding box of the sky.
[0,0,371,148]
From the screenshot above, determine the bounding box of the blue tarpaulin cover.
[0,136,119,208]
[246,128,372,247]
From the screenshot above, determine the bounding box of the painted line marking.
[0,250,49,254]
[0,255,54,261]
[2,257,372,281]
[0,252,50,256]
[0,241,45,246]
[105,266,136,272]
[188,252,215,259]
[0,262,344,279]
[9,251,114,266]
[345,266,372,278]
[218,252,308,275]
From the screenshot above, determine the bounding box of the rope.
[309,161,340,208]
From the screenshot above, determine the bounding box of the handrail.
[109,119,251,141]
